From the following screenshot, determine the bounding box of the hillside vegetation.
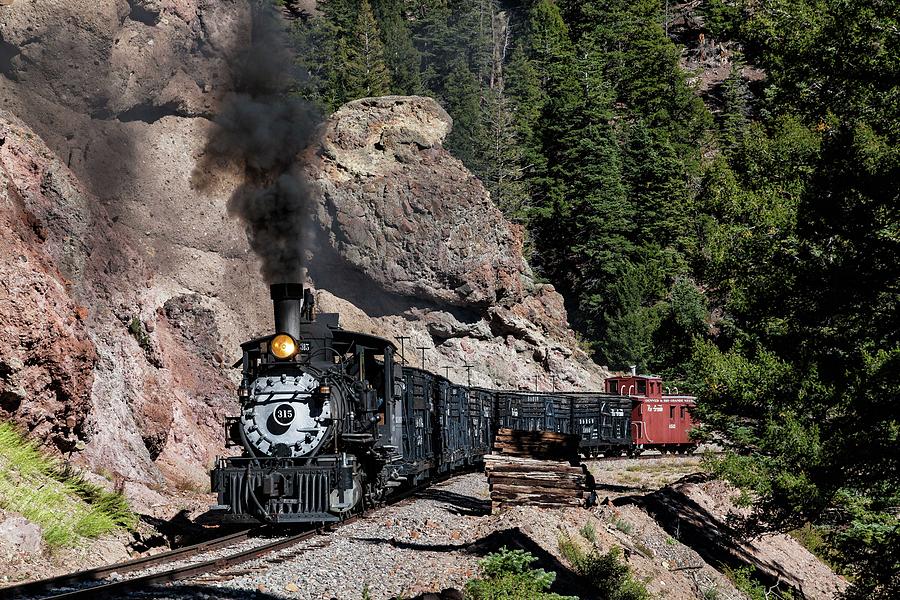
[0,422,135,548]
[286,0,898,595]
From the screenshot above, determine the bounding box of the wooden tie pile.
[485,428,594,512]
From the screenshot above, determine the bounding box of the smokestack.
[271,283,304,340]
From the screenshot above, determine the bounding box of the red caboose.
[604,371,698,455]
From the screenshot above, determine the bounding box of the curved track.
[0,528,322,599]
[0,453,708,599]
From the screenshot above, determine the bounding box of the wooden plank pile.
[485,428,594,512]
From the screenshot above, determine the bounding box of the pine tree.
[344,0,392,99]
[373,0,423,95]
[316,0,359,36]
[504,44,545,196]
[524,0,574,89]
[409,0,454,94]
[442,60,489,175]
[620,121,688,251]
[718,62,751,156]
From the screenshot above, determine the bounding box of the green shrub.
[579,521,597,543]
[128,316,153,353]
[464,547,576,600]
[723,565,796,600]
[0,422,136,547]
[559,535,651,600]
[702,586,721,600]
[612,517,634,535]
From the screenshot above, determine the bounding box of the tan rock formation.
[310,96,528,308]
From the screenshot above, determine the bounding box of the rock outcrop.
[306,96,605,391]
[0,0,245,123]
[311,96,528,308]
[0,110,239,496]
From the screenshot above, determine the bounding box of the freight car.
[209,285,696,524]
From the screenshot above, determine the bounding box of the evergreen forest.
[284,0,899,595]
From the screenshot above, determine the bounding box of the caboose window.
[609,380,618,393]
[637,380,646,394]
[670,406,675,419]
[680,406,685,419]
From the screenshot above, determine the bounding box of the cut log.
[489,475,584,490]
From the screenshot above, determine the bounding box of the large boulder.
[305,96,607,391]
[309,96,529,308]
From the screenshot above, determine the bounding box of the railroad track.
[0,471,453,600]
[0,457,705,599]
[0,526,329,600]
[584,449,723,462]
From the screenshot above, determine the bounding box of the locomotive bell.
[270,283,304,340]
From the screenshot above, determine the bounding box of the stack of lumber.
[492,428,580,461]
[485,429,594,512]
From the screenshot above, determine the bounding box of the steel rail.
[29,531,316,600]
[0,528,254,599]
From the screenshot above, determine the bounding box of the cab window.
[637,379,646,395]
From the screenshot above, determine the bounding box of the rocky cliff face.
[305,96,605,391]
[0,1,607,510]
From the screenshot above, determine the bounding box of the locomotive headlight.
[271,334,298,359]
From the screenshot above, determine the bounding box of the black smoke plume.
[196,3,321,283]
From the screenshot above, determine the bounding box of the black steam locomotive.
[209,284,636,523]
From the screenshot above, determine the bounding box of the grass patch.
[464,546,576,600]
[702,585,721,600]
[624,461,699,474]
[0,422,136,548]
[612,517,634,535]
[558,534,651,600]
[788,523,841,572]
[723,565,796,600]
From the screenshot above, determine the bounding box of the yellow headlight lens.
[271,334,297,359]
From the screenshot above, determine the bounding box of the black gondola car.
[497,391,632,456]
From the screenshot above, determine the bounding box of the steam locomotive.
[209,284,696,524]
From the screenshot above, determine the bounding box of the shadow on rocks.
[355,527,596,599]
[414,488,491,516]
[393,588,464,600]
[137,510,248,550]
[130,584,297,599]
